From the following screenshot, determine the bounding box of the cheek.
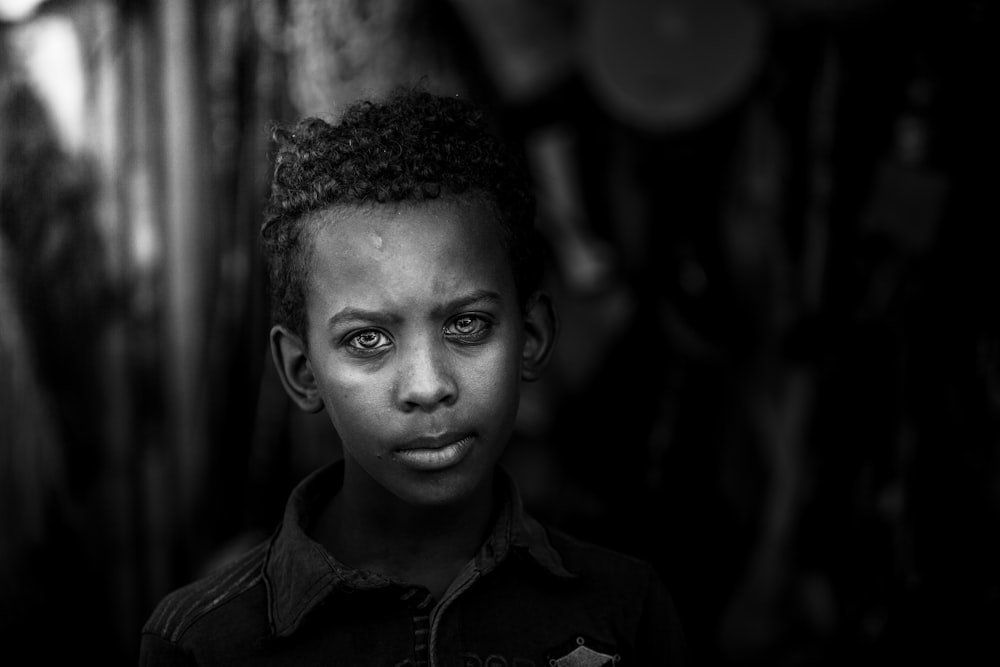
[464,343,523,408]
[316,366,386,436]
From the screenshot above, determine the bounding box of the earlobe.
[270,325,324,413]
[521,291,558,382]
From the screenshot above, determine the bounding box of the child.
[140,86,688,666]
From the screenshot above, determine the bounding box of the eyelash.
[348,330,389,352]
[445,314,492,341]
[343,314,493,353]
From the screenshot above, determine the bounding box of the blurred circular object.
[0,0,46,23]
[579,0,766,131]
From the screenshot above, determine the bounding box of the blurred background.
[1,0,997,664]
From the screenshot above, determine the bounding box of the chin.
[393,467,491,509]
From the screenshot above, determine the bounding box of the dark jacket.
[140,461,688,666]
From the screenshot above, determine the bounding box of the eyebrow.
[326,290,504,329]
[440,289,504,314]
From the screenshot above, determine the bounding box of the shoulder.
[545,525,661,585]
[142,538,271,644]
[539,524,680,616]
[526,524,691,664]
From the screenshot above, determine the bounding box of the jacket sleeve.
[139,632,199,667]
[634,562,691,666]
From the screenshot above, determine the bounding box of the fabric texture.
[140,460,688,666]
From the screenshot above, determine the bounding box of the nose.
[395,338,457,411]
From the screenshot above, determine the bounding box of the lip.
[393,434,474,471]
[397,432,468,451]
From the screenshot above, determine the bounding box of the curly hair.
[260,87,541,340]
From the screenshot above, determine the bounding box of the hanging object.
[0,0,46,23]
[861,76,949,256]
[578,0,766,132]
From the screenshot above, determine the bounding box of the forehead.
[303,198,515,310]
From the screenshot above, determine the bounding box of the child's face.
[293,198,532,508]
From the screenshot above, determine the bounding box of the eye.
[445,314,492,342]
[346,329,391,352]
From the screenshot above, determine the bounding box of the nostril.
[396,350,457,410]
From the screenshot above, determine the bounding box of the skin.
[271,197,556,597]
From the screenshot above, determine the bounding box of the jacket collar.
[263,459,575,637]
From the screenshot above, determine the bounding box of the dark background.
[1,0,997,664]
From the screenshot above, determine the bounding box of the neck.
[311,464,499,598]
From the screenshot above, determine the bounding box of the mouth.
[393,434,474,471]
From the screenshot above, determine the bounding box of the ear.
[270,325,324,413]
[521,291,558,382]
